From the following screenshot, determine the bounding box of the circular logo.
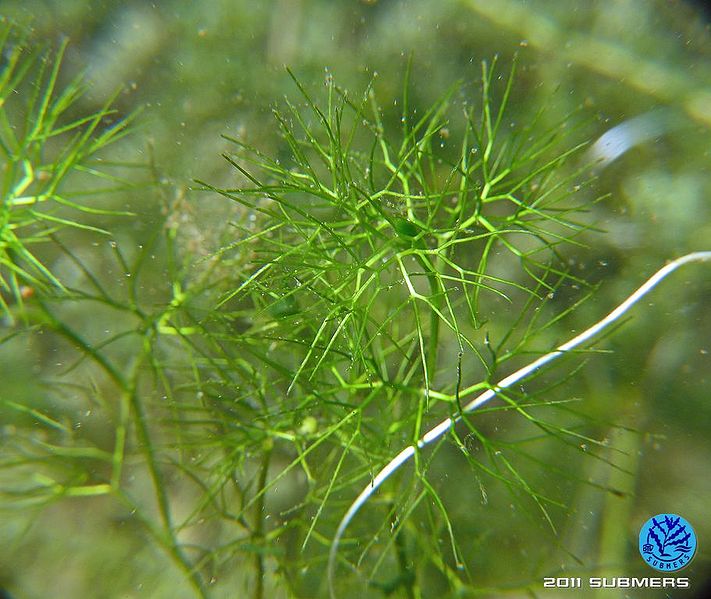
[639,514,697,572]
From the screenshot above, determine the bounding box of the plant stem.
[392,510,416,599]
[416,252,445,390]
[253,447,272,599]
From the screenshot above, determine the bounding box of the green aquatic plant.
[198,64,711,597]
[326,250,711,596]
[0,22,132,318]
[0,25,207,597]
[2,26,709,599]
[193,60,608,596]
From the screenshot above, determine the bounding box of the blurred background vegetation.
[1,1,711,597]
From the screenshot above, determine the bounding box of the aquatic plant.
[0,23,132,319]
[2,23,709,599]
[326,250,711,596]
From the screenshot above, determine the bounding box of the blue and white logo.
[639,514,696,572]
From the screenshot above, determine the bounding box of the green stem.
[393,510,416,599]
[415,252,444,384]
[253,446,272,599]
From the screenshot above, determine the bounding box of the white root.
[328,251,711,596]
